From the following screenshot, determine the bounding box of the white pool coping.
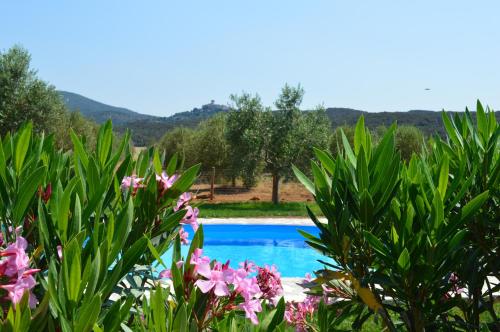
[199,217,325,226]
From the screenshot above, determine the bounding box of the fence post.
[210,167,215,200]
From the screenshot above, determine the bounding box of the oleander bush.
[294,101,499,331]
[0,121,289,331]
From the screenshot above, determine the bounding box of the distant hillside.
[59,91,230,145]
[60,91,498,146]
[115,102,231,146]
[59,91,155,125]
[326,108,446,136]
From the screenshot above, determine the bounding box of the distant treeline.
[118,104,499,147]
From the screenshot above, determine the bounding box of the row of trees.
[159,85,427,203]
[0,46,99,148]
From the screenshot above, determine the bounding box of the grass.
[198,201,322,218]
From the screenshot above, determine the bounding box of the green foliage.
[226,93,266,187]
[394,125,425,161]
[0,46,66,136]
[294,104,499,331]
[159,126,196,167]
[263,85,331,203]
[429,101,499,329]
[0,120,200,330]
[192,113,230,174]
[0,46,99,150]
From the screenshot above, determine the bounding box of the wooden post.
[210,167,215,200]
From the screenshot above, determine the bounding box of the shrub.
[0,121,200,330]
[294,104,498,331]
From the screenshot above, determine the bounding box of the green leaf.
[153,149,163,175]
[172,302,188,332]
[292,165,315,195]
[14,122,32,173]
[313,148,335,175]
[397,248,410,271]
[70,130,89,169]
[119,237,148,278]
[341,129,357,167]
[476,100,487,139]
[431,192,444,230]
[266,297,285,332]
[354,115,366,155]
[74,294,102,332]
[359,190,374,225]
[438,155,449,201]
[318,300,328,332]
[460,190,489,222]
[441,112,463,148]
[363,231,389,258]
[448,229,467,251]
[13,165,46,224]
[147,237,167,268]
[97,120,113,167]
[166,152,178,176]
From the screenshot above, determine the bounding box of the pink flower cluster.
[121,172,199,245]
[175,192,199,232]
[444,272,464,299]
[256,264,283,304]
[156,172,178,194]
[284,273,336,331]
[120,175,144,194]
[0,236,39,308]
[284,295,320,332]
[160,249,278,325]
[121,171,178,196]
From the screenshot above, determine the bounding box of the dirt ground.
[191,178,313,203]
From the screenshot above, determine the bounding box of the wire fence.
[191,168,313,203]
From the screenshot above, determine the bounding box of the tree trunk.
[232,176,236,187]
[272,174,280,204]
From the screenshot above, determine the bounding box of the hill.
[60,91,498,146]
[59,91,156,125]
[59,91,230,145]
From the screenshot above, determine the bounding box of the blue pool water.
[158,224,328,277]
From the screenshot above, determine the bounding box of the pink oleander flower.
[0,236,39,308]
[121,175,144,194]
[1,274,37,307]
[257,265,283,303]
[180,206,199,231]
[175,192,192,211]
[179,227,189,245]
[239,260,257,273]
[239,299,262,325]
[159,269,172,279]
[156,172,178,193]
[444,272,464,299]
[285,292,320,331]
[190,248,210,270]
[159,261,184,279]
[195,262,233,296]
[232,268,261,300]
[57,245,63,260]
[0,237,30,277]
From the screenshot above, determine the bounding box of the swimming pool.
[158,224,328,277]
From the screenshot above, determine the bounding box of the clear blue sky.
[1,1,499,116]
